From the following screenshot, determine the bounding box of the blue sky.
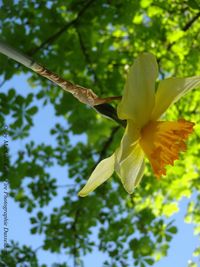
[0,73,199,266]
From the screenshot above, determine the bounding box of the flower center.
[139,119,195,177]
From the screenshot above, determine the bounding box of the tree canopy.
[0,1,200,266]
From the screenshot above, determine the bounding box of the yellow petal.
[116,142,145,194]
[117,52,158,128]
[117,120,140,162]
[78,154,115,197]
[151,76,200,120]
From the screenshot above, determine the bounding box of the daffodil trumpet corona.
[79,53,200,197]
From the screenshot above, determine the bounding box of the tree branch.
[166,11,200,51]
[97,126,120,164]
[28,0,95,56]
[76,27,103,91]
[34,245,43,253]
[57,184,76,188]
[183,11,200,31]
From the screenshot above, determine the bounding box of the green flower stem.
[0,41,34,69]
[0,40,125,127]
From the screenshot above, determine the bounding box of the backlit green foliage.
[0,1,200,266]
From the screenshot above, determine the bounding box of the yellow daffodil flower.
[79,53,200,196]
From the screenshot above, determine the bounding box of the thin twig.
[157,11,200,65]
[97,126,120,164]
[34,245,43,253]
[166,11,200,51]
[57,184,76,188]
[76,27,103,91]
[183,11,200,31]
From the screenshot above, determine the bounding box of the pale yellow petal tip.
[77,154,115,197]
[78,187,92,197]
[122,179,142,195]
[138,52,155,58]
[78,191,87,197]
[123,184,135,195]
[136,52,157,64]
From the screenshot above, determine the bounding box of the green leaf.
[145,258,154,265]
[27,106,38,115]
[187,0,200,9]
[168,226,177,234]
